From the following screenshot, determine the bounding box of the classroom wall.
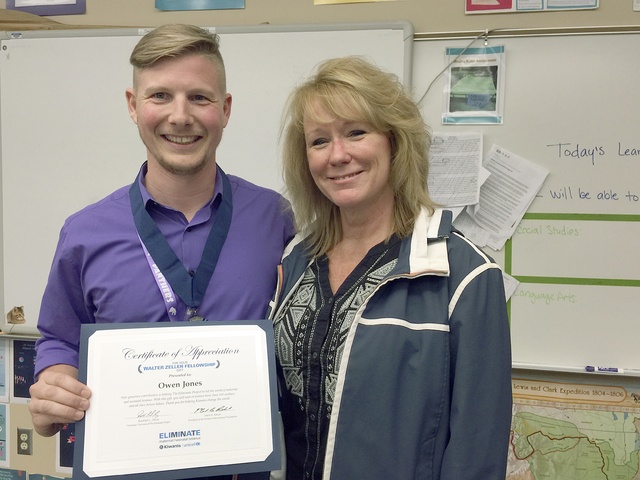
[11,402,60,475]
[1,1,638,478]
[0,0,636,34]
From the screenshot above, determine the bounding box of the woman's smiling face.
[303,101,394,216]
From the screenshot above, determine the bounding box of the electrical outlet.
[17,428,32,455]
[635,0,640,12]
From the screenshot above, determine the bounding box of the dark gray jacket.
[269,208,512,480]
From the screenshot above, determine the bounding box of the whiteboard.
[412,29,640,375]
[0,22,413,332]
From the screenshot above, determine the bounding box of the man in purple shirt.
[28,24,293,480]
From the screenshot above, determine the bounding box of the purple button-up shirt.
[35,164,294,377]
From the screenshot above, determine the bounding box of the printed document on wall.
[428,131,483,207]
[453,145,548,250]
[442,46,505,124]
[466,0,598,14]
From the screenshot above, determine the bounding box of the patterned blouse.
[273,235,401,480]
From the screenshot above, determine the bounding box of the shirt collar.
[137,162,224,212]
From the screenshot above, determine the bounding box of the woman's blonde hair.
[281,56,436,256]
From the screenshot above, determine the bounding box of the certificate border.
[73,320,281,480]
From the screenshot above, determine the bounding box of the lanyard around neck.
[129,168,233,319]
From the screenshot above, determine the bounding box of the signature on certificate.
[193,405,233,415]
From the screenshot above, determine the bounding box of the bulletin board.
[413,27,640,375]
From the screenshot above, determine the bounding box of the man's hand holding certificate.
[73,321,281,480]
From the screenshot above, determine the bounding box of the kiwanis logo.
[160,442,201,449]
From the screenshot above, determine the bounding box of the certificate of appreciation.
[73,321,281,480]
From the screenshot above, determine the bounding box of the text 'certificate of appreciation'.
[73,321,281,480]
